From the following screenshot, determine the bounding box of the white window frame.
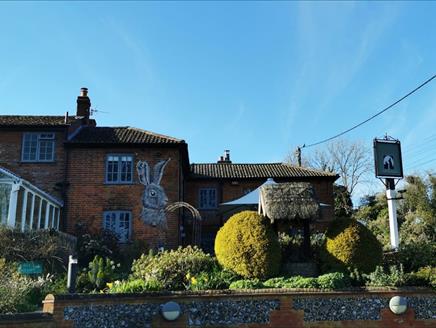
[21,132,55,162]
[198,188,217,209]
[105,154,134,184]
[103,211,132,243]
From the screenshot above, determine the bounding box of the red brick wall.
[0,129,67,199]
[0,313,55,327]
[184,177,335,250]
[66,146,182,248]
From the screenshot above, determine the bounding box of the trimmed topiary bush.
[322,218,382,273]
[214,211,281,279]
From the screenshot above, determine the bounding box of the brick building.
[0,89,337,251]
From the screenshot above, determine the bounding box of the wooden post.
[7,182,20,228]
[302,219,311,259]
[386,178,399,249]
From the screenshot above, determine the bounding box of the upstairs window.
[103,211,131,243]
[22,133,55,162]
[106,155,133,183]
[199,188,217,209]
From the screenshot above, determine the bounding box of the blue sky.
[1,2,435,192]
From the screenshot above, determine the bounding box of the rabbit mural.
[137,158,171,228]
[136,158,202,244]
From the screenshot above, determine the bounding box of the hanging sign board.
[373,138,403,178]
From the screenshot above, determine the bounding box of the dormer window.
[22,133,55,162]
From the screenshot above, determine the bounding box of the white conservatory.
[0,167,63,231]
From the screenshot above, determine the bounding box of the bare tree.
[286,139,372,215]
[323,139,372,196]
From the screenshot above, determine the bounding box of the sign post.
[373,137,403,250]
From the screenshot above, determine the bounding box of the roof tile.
[190,163,337,179]
[68,126,184,145]
[0,115,76,127]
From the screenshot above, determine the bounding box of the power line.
[403,135,436,154]
[404,143,436,159]
[407,157,436,170]
[302,74,436,149]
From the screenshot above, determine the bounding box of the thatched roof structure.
[259,182,320,222]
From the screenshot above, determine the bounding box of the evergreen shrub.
[76,255,122,292]
[107,278,162,293]
[131,246,215,290]
[0,259,54,314]
[365,265,407,287]
[0,227,75,272]
[214,211,281,279]
[263,274,349,289]
[317,272,349,289]
[229,279,264,290]
[406,266,436,288]
[322,218,382,273]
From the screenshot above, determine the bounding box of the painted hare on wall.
[136,158,171,228]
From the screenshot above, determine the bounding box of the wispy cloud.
[283,3,401,141]
[227,102,246,131]
[101,17,154,85]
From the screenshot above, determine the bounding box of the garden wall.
[38,289,435,327]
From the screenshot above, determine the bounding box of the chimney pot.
[76,87,91,118]
[224,150,230,161]
[80,87,88,97]
[217,150,232,164]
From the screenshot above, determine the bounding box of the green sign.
[373,138,403,178]
[19,261,43,275]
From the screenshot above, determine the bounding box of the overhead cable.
[302,74,436,149]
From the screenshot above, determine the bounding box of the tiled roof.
[190,163,337,179]
[69,126,184,145]
[0,115,75,127]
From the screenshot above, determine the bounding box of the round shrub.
[214,211,281,279]
[322,218,382,273]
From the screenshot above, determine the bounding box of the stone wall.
[40,289,435,328]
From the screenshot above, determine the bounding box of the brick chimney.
[68,88,96,140]
[76,87,91,118]
[217,150,232,164]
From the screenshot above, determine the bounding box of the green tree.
[398,175,435,244]
[353,173,436,249]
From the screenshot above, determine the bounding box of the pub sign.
[373,138,403,178]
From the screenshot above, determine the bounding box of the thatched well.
[259,182,320,223]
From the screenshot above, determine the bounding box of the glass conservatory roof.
[0,166,63,206]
